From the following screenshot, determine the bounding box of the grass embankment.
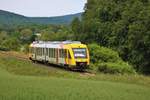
[0,51,150,100]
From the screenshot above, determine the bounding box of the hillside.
[0,51,150,100]
[0,10,82,27]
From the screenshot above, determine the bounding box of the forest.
[0,0,150,74]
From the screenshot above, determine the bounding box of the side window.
[49,48,50,57]
[40,48,41,55]
[36,48,37,55]
[54,48,56,58]
[51,48,53,58]
[60,49,62,58]
[43,48,44,55]
[64,49,67,58]
[59,49,61,58]
[46,48,48,55]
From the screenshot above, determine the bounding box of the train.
[29,41,90,70]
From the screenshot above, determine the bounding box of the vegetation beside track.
[0,52,150,100]
[0,51,150,86]
[0,51,150,100]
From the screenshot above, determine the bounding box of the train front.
[66,43,90,70]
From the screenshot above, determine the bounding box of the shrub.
[98,62,136,74]
[88,43,136,74]
[88,43,121,63]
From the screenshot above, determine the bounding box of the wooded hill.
[0,10,81,27]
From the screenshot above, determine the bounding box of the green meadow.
[0,52,150,100]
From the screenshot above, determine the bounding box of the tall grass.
[0,52,150,100]
[0,52,150,86]
[0,69,150,100]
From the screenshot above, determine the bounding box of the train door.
[56,49,59,64]
[67,50,72,65]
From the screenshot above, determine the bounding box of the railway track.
[0,51,29,61]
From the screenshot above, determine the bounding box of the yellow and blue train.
[29,41,90,70]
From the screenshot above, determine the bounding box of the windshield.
[73,48,87,58]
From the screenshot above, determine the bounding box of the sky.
[0,0,87,17]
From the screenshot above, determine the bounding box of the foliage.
[71,17,82,40]
[98,62,135,74]
[88,43,135,74]
[20,28,33,43]
[1,37,20,51]
[71,0,150,74]
[88,43,121,63]
[0,25,74,51]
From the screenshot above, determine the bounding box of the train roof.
[32,41,81,44]
[30,41,83,48]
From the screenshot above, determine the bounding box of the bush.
[88,43,136,74]
[20,44,29,53]
[98,62,136,74]
[88,43,121,63]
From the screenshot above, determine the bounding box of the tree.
[71,17,82,40]
[20,28,33,43]
[0,31,8,45]
[76,0,150,74]
[2,37,20,50]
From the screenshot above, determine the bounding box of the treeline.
[0,24,75,52]
[71,0,150,74]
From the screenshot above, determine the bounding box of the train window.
[36,48,38,55]
[36,48,37,55]
[51,48,53,58]
[59,49,62,58]
[40,48,41,56]
[39,48,40,56]
[33,48,35,53]
[59,49,66,58]
[46,48,48,55]
[35,48,37,55]
[49,48,52,58]
[49,48,51,57]
[55,49,56,58]
[39,48,40,55]
[38,48,39,55]
[41,48,43,56]
[64,49,67,58]
[72,48,87,58]
[52,49,54,58]
[39,48,41,55]
[53,49,56,58]
[39,48,41,56]
[43,48,44,55]
[41,48,42,56]
[59,49,61,57]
